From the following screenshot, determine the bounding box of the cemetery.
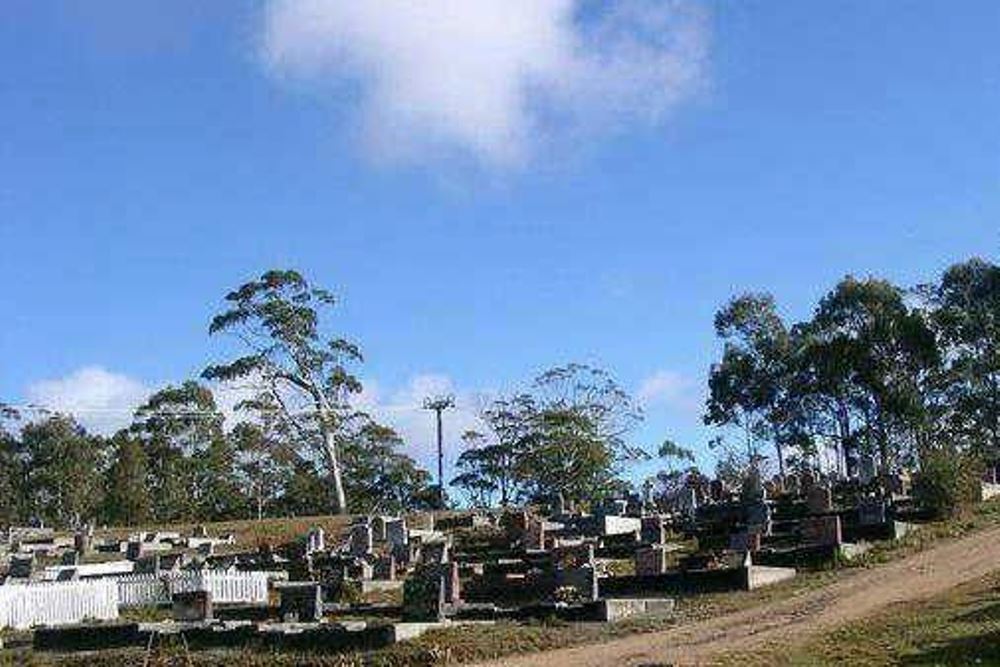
[0,462,970,663]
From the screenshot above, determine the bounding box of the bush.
[914,447,983,519]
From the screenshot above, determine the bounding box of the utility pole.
[423,395,455,510]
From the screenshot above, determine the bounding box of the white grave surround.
[0,579,119,630]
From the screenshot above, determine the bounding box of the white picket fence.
[0,579,119,630]
[116,571,270,608]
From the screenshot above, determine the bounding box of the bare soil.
[469,524,1000,667]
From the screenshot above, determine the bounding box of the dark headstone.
[172,590,212,622]
[279,582,323,622]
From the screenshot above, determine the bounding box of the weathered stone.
[524,518,546,551]
[858,498,887,526]
[745,501,772,536]
[729,530,762,553]
[635,545,670,576]
[172,590,212,622]
[373,554,396,581]
[807,485,833,514]
[640,516,666,545]
[385,518,408,548]
[800,515,842,546]
[279,582,323,622]
[402,567,446,622]
[306,528,325,555]
[600,515,642,538]
[349,523,373,557]
[60,550,79,567]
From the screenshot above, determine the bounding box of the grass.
[715,570,1000,666]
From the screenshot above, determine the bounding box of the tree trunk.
[323,429,348,515]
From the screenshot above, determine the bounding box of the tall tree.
[132,381,224,522]
[0,405,24,525]
[451,393,535,507]
[805,276,939,472]
[705,293,795,477]
[929,258,1000,459]
[518,364,644,507]
[204,270,363,514]
[21,415,103,528]
[103,431,152,526]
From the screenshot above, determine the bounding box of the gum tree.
[203,270,362,514]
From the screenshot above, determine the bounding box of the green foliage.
[20,414,104,527]
[102,432,151,526]
[913,447,984,519]
[203,269,365,514]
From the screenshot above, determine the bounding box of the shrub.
[914,447,983,519]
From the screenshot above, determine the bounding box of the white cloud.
[637,369,700,415]
[261,0,708,167]
[353,374,485,473]
[26,366,151,436]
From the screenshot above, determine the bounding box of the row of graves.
[0,469,937,659]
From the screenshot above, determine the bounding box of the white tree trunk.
[323,426,348,515]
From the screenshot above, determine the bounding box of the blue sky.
[2,1,998,481]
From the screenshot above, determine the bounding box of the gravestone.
[743,469,765,501]
[640,516,666,545]
[676,487,698,518]
[500,510,529,543]
[421,541,450,565]
[524,518,546,551]
[858,498,887,526]
[557,565,598,602]
[800,470,816,493]
[729,530,761,553]
[746,501,772,536]
[60,550,80,567]
[349,523,373,557]
[800,515,842,546]
[125,540,144,561]
[554,543,594,571]
[172,590,213,622]
[385,518,408,548]
[859,455,877,485]
[373,554,396,581]
[9,554,34,578]
[192,525,209,539]
[306,527,325,555]
[402,566,447,622]
[73,529,92,556]
[709,479,725,502]
[371,516,389,542]
[807,485,833,514]
[635,545,670,576]
[279,582,323,622]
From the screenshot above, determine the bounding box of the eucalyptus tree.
[203,270,363,514]
[451,393,535,507]
[929,258,1000,458]
[805,276,938,472]
[103,431,152,526]
[131,381,225,522]
[518,364,644,507]
[21,415,103,528]
[705,293,795,477]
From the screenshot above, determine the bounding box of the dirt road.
[469,524,1000,666]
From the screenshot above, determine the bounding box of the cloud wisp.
[25,366,151,436]
[260,0,708,168]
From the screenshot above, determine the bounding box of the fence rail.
[0,579,118,630]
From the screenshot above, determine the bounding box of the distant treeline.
[1,257,997,528]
